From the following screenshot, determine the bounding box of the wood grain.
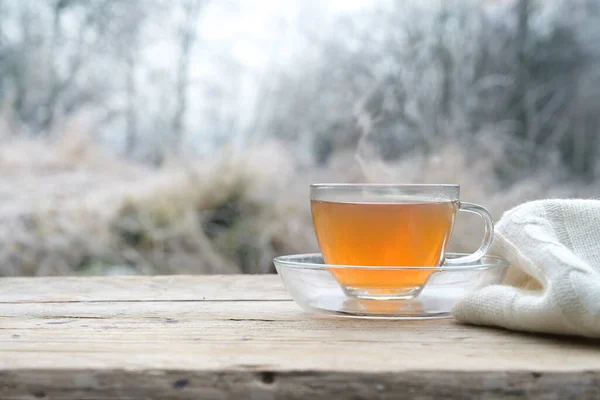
[1,370,598,400]
[0,274,288,303]
[0,274,599,399]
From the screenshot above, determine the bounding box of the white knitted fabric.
[452,199,600,338]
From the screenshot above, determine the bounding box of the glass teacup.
[310,184,493,299]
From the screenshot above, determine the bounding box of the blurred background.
[0,0,599,276]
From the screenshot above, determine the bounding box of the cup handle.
[444,201,494,265]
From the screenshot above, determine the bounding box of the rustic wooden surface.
[0,275,599,400]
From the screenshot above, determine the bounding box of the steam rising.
[354,108,398,184]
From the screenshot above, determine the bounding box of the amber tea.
[311,200,457,296]
[310,184,494,299]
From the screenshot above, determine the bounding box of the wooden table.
[0,275,599,399]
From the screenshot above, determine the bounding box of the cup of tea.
[310,184,494,300]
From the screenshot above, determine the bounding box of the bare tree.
[12,2,35,124]
[0,1,7,105]
[2,0,123,134]
[124,39,138,156]
[170,0,204,155]
[41,0,68,131]
[515,0,531,142]
[108,0,152,156]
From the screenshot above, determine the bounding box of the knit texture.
[452,199,600,338]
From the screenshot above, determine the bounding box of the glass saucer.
[273,253,509,319]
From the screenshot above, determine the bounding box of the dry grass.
[0,130,595,276]
[0,135,319,276]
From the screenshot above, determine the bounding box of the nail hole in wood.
[173,378,189,390]
[258,372,275,385]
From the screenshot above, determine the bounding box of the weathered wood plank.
[0,370,598,400]
[0,274,288,303]
[1,337,599,372]
[0,275,598,399]
[0,301,598,372]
